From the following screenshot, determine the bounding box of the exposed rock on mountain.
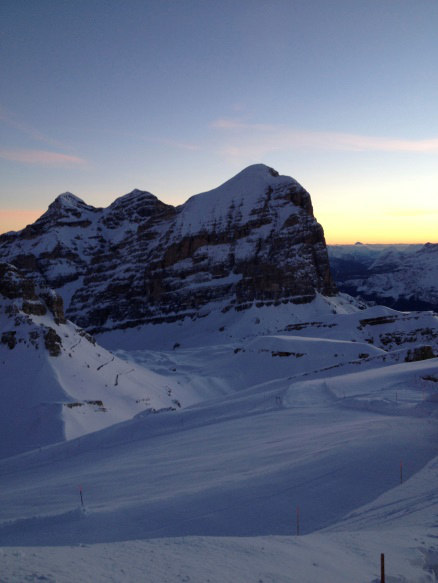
[0,262,187,458]
[0,262,66,325]
[328,243,438,311]
[0,165,336,332]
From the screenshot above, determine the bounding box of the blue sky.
[1,0,437,242]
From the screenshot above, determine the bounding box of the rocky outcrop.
[0,262,39,301]
[44,327,62,356]
[405,345,435,362]
[1,330,17,349]
[0,263,66,324]
[0,165,336,332]
[0,263,68,356]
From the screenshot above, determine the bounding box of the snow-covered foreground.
[1,343,437,581]
[1,522,437,583]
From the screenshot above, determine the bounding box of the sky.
[1,0,437,243]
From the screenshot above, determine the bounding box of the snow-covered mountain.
[328,242,438,310]
[1,166,437,581]
[0,165,335,333]
[0,263,192,458]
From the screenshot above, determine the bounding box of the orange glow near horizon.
[0,209,44,234]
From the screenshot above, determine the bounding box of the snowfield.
[1,296,437,581]
[0,314,190,459]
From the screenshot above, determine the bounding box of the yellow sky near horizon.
[319,209,438,245]
[1,205,435,245]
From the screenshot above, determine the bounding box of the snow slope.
[0,341,437,580]
[1,269,437,580]
[1,525,437,583]
[0,316,193,458]
[0,265,194,459]
[99,293,438,353]
[174,164,302,236]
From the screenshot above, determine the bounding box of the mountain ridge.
[328,243,438,311]
[0,164,336,333]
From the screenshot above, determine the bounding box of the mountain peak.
[220,164,292,188]
[109,189,159,208]
[234,163,280,178]
[52,192,87,208]
[44,192,96,219]
[128,188,154,196]
[210,164,302,201]
[179,164,306,235]
[183,164,298,212]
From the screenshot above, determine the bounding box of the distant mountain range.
[328,242,438,311]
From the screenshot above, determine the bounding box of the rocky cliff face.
[0,262,66,326]
[0,262,69,358]
[0,165,336,332]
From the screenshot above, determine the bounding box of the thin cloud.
[0,148,87,166]
[211,118,438,155]
[0,106,65,148]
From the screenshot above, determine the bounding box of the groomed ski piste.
[1,296,437,582]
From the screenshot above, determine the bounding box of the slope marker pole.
[380,553,385,583]
[79,485,84,508]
